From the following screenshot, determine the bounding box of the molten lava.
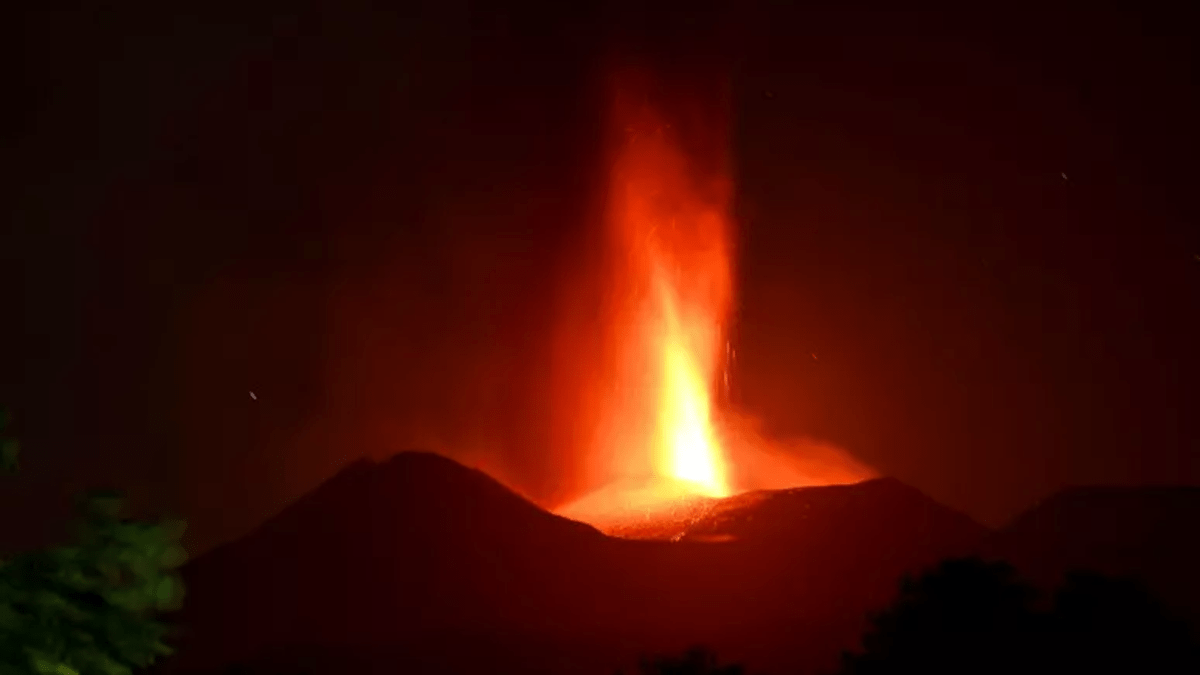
[609,90,735,498]
[557,71,736,526]
[653,275,728,496]
[555,70,877,534]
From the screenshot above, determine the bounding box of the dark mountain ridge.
[167,452,1199,675]
[986,484,1200,625]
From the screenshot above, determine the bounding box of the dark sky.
[2,2,1197,556]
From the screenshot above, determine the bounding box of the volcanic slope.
[169,452,991,675]
[986,485,1200,625]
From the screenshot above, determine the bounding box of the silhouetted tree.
[1049,571,1198,674]
[839,556,1200,675]
[839,558,1040,675]
[636,647,743,675]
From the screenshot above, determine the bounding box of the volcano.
[165,452,1200,675]
[167,451,988,675]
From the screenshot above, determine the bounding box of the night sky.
[2,2,1197,556]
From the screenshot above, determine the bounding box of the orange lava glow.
[607,78,735,503]
[652,275,728,496]
[556,70,736,524]
[554,69,877,533]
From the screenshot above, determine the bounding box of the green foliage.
[0,410,187,675]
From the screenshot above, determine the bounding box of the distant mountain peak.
[194,450,602,566]
[1004,483,1200,535]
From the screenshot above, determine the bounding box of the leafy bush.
[0,409,187,675]
[839,557,1200,675]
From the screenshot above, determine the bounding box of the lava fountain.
[556,70,738,529]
